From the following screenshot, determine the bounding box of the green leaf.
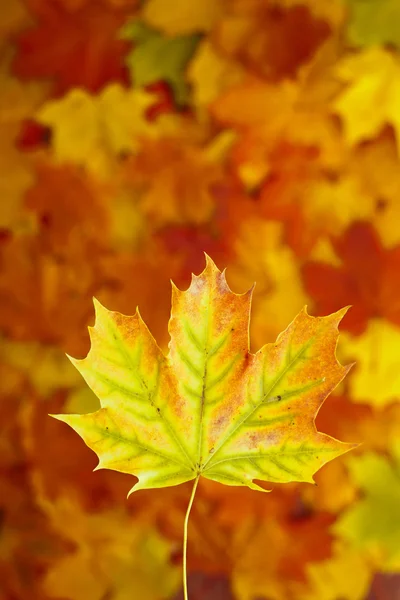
[120,20,201,105]
[345,0,400,49]
[333,444,400,568]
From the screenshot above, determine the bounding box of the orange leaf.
[52,257,355,494]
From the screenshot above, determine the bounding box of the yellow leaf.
[296,544,372,600]
[0,339,82,397]
[303,458,357,514]
[36,84,155,178]
[41,494,179,600]
[340,319,400,408]
[333,47,400,152]
[52,256,355,494]
[142,0,226,35]
[303,176,375,236]
[228,219,309,346]
[187,39,244,108]
[106,189,148,250]
[333,446,400,569]
[349,137,400,248]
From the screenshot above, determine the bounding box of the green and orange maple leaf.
[52,256,355,494]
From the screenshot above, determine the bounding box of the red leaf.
[302,222,400,334]
[12,0,134,94]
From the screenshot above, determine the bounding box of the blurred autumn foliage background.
[1,0,400,598]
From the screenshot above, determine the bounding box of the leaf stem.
[183,475,200,600]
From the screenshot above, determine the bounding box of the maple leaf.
[340,320,400,408]
[333,446,400,569]
[295,543,372,600]
[0,232,102,355]
[333,47,400,153]
[121,136,223,228]
[215,2,330,81]
[211,78,300,189]
[120,20,201,105]
[348,135,400,248]
[12,0,132,94]
[302,222,400,335]
[231,512,335,600]
[0,338,82,398]
[24,163,110,248]
[52,256,354,493]
[187,40,244,108]
[210,78,345,198]
[228,218,309,346]
[50,256,356,599]
[36,84,155,178]
[258,144,375,257]
[345,0,400,49]
[41,494,179,600]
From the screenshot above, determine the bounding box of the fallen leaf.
[120,20,201,105]
[96,246,179,351]
[211,74,343,195]
[348,135,400,248]
[345,0,400,49]
[333,47,400,153]
[24,162,109,248]
[211,77,299,188]
[215,2,330,81]
[0,233,100,355]
[302,222,400,335]
[340,319,400,408]
[0,339,81,398]
[232,512,335,600]
[259,145,375,256]
[0,392,65,600]
[333,446,400,569]
[121,136,222,228]
[295,543,372,600]
[317,396,400,458]
[12,0,132,94]
[52,256,354,495]
[36,84,155,178]
[41,494,180,600]
[187,40,244,109]
[227,218,309,347]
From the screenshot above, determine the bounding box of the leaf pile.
[1,0,400,599]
